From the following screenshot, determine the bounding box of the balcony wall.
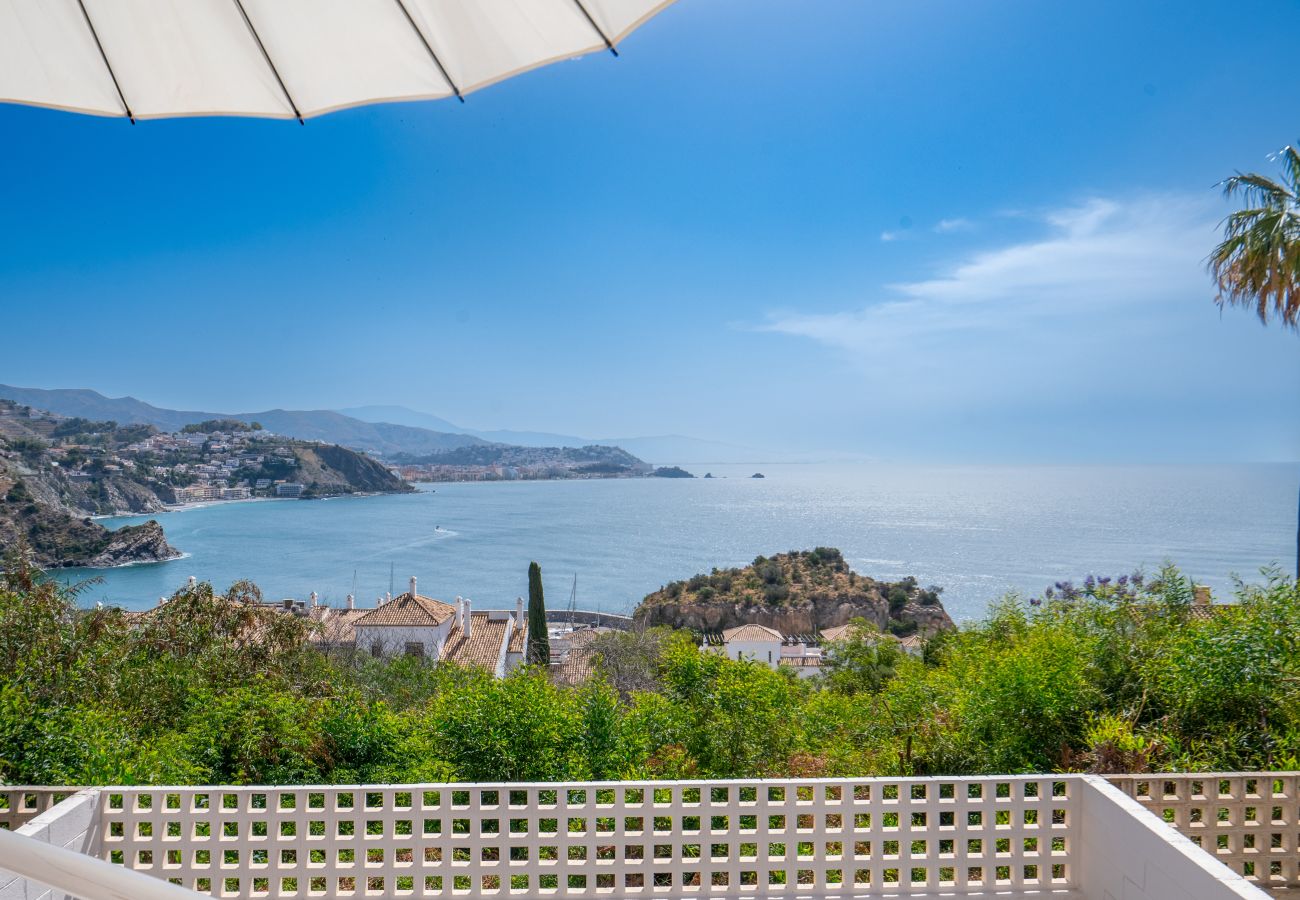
[1109,773,1300,890]
[0,789,80,832]
[0,776,1275,900]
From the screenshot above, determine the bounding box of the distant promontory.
[0,400,411,568]
[635,548,954,637]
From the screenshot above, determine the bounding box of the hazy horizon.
[3,0,1298,463]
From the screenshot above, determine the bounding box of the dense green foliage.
[180,419,259,434]
[0,558,1296,786]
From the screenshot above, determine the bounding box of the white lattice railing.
[95,777,1077,898]
[0,776,1273,900]
[0,786,79,830]
[1108,772,1300,889]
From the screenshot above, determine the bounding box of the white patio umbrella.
[0,0,676,122]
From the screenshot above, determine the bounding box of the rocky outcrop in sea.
[635,548,954,637]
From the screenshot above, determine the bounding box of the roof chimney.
[310,591,318,608]
[409,576,418,599]
[455,596,464,630]
[386,591,392,605]
[462,598,473,638]
[187,576,196,588]
[515,596,524,629]
[1193,585,1211,607]
[346,594,354,610]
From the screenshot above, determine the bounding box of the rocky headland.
[635,547,954,637]
[0,400,410,568]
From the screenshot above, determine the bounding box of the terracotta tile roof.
[441,613,508,672]
[818,623,858,643]
[778,657,822,668]
[307,607,371,645]
[722,623,784,642]
[351,592,456,628]
[550,646,597,687]
[508,619,528,654]
[565,627,607,648]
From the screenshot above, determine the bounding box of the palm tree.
[1208,144,1300,330]
[1209,144,1300,578]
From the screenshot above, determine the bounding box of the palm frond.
[1208,143,1300,332]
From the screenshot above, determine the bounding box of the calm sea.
[58,463,1298,623]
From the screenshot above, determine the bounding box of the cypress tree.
[526,561,550,665]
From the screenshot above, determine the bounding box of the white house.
[717,623,785,666]
[706,621,926,680]
[345,577,528,678]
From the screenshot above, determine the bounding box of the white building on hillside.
[706,621,925,680]
[344,577,528,677]
[717,623,785,666]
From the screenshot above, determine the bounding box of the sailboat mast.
[568,574,577,630]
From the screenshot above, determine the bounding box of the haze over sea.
[60,463,1297,623]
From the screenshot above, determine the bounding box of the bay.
[58,462,1299,623]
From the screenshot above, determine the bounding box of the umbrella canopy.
[0,0,676,121]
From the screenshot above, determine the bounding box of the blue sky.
[1,0,1297,462]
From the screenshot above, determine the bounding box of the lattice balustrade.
[0,785,79,830]
[1107,773,1300,890]
[94,777,1077,898]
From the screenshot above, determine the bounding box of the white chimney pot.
[409,576,418,598]
[346,594,354,610]
[463,598,473,638]
[515,596,524,628]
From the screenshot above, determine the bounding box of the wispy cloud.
[754,193,1296,458]
[765,196,1214,353]
[934,217,972,233]
[879,230,901,242]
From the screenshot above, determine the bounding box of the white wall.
[724,639,783,668]
[352,622,449,659]
[0,789,100,900]
[1077,776,1268,900]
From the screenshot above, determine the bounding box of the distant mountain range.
[0,386,759,464]
[337,405,759,464]
[0,386,482,458]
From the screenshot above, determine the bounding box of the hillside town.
[0,402,405,510]
[110,426,305,502]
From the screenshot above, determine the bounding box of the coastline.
[61,549,192,571]
[90,495,287,521]
[90,490,402,521]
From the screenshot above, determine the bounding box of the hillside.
[0,384,211,432]
[0,481,177,569]
[394,443,648,471]
[289,444,413,497]
[339,404,767,464]
[233,409,484,456]
[0,409,179,567]
[635,548,954,637]
[0,401,410,567]
[0,386,483,458]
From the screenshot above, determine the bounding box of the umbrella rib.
[570,0,619,56]
[391,0,464,103]
[231,0,304,123]
[74,0,134,123]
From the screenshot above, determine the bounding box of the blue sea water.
[58,463,1299,623]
